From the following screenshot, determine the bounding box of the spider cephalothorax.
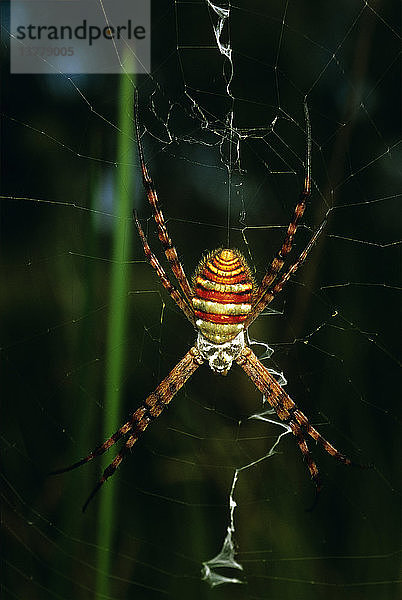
[51,98,358,512]
[197,330,245,375]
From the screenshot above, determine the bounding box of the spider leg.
[82,426,146,513]
[51,346,204,511]
[236,346,352,492]
[134,92,194,305]
[293,411,352,465]
[244,217,326,327]
[134,212,196,325]
[289,421,321,491]
[251,100,312,311]
[49,418,135,475]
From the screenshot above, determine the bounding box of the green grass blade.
[95,73,135,600]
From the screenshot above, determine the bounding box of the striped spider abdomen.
[192,248,254,345]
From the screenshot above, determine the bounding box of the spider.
[52,98,356,512]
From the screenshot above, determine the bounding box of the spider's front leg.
[248,99,312,322]
[236,346,354,494]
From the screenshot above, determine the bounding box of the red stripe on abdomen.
[195,286,252,305]
[194,310,247,324]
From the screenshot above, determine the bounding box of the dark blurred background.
[1,1,401,599]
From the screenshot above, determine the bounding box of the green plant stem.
[95,73,134,600]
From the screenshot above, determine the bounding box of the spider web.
[2,1,401,599]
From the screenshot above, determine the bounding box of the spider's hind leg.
[236,346,358,498]
[51,346,203,512]
[295,411,352,466]
[289,421,322,492]
[49,419,134,476]
[82,427,146,512]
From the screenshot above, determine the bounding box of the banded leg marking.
[134,94,193,304]
[236,346,352,491]
[251,101,312,306]
[134,212,195,325]
[246,101,318,327]
[51,347,204,511]
[245,218,326,327]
